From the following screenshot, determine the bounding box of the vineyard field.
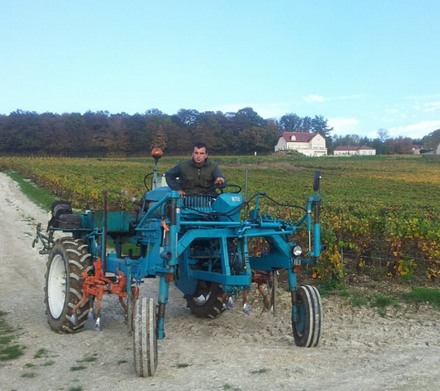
[1,154,439,281]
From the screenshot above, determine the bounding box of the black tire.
[292,285,322,347]
[44,237,93,333]
[185,282,226,318]
[57,214,82,229]
[133,298,158,377]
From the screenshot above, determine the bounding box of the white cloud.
[304,94,325,103]
[421,101,440,113]
[389,120,440,138]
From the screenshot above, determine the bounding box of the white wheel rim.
[47,254,67,319]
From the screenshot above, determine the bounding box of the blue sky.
[1,1,440,139]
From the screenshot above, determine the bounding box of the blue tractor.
[35,149,324,377]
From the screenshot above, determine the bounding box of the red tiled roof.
[334,145,375,151]
[282,132,317,142]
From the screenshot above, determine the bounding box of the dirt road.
[1,171,439,391]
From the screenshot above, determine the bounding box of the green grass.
[403,287,440,307]
[0,344,26,361]
[33,348,48,359]
[24,363,36,368]
[371,294,400,308]
[370,294,400,317]
[21,372,37,378]
[316,279,347,296]
[223,384,241,391]
[346,292,397,317]
[70,365,87,371]
[249,368,270,374]
[332,284,440,316]
[77,354,98,363]
[176,363,191,368]
[348,292,370,307]
[67,353,98,372]
[0,311,25,361]
[4,170,56,211]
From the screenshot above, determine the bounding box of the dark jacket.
[165,159,225,195]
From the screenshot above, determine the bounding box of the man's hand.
[178,189,186,198]
[214,177,225,185]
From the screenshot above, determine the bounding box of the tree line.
[0,108,433,156]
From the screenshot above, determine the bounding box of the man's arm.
[213,165,226,185]
[165,164,182,191]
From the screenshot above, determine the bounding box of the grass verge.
[4,170,56,211]
[333,285,440,316]
[403,287,440,308]
[0,311,25,361]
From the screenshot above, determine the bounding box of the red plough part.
[70,257,139,329]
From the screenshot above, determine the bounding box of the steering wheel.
[204,183,242,195]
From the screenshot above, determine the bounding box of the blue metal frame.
[52,178,322,340]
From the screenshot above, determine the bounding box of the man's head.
[192,142,208,167]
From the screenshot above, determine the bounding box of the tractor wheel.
[292,285,322,347]
[44,237,93,333]
[185,281,226,318]
[133,297,158,377]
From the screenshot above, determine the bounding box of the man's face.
[192,147,208,166]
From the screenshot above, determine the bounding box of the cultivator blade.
[95,317,102,331]
[227,297,235,308]
[67,314,78,325]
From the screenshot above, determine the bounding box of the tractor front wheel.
[133,297,158,377]
[185,281,226,318]
[44,238,93,333]
[292,285,322,347]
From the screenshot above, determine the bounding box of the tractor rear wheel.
[185,281,226,318]
[44,238,93,333]
[133,297,158,377]
[292,285,322,347]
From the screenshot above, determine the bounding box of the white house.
[333,145,376,156]
[274,132,327,156]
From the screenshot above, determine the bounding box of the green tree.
[310,115,333,138]
[422,128,440,150]
[239,121,279,153]
[279,113,303,131]
[151,126,168,150]
[385,137,414,154]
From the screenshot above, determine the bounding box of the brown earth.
[1,172,439,391]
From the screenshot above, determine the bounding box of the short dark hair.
[194,142,207,151]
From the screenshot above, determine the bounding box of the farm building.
[333,145,376,156]
[274,132,327,156]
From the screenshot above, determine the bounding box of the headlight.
[293,246,302,256]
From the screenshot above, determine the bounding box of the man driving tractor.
[165,142,226,197]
